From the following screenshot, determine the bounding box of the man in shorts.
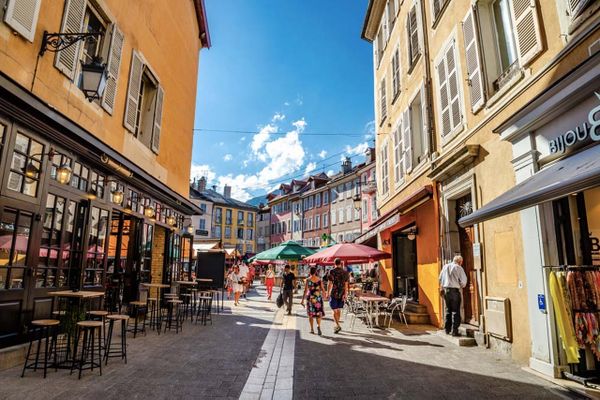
[327,258,349,334]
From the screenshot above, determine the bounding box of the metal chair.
[384,296,408,328]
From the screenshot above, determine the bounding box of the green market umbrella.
[252,241,315,262]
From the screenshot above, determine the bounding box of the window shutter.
[380,78,387,121]
[54,0,86,79]
[433,0,441,18]
[402,109,412,173]
[570,0,593,18]
[393,121,403,182]
[123,50,144,133]
[151,86,164,153]
[392,49,400,96]
[409,7,420,63]
[3,0,42,42]
[101,24,124,114]
[446,43,462,131]
[373,35,379,66]
[510,0,543,67]
[436,57,451,137]
[462,8,485,112]
[420,85,429,153]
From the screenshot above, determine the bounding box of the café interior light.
[166,214,177,226]
[111,189,124,205]
[56,164,72,184]
[144,205,156,218]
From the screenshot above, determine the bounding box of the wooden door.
[456,195,479,325]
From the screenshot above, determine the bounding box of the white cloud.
[218,141,224,146]
[190,163,216,183]
[284,101,290,106]
[223,154,233,161]
[251,124,278,162]
[292,118,307,132]
[318,150,327,159]
[272,112,285,122]
[295,95,303,106]
[304,162,317,176]
[326,169,335,177]
[240,136,246,141]
[345,142,369,156]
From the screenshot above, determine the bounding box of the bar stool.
[180,293,193,321]
[71,321,103,379]
[87,310,109,353]
[190,288,199,315]
[104,314,129,365]
[195,293,213,326]
[128,301,147,338]
[164,299,183,333]
[21,319,59,378]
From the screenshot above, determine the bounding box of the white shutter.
[373,34,379,66]
[510,0,543,67]
[123,50,144,133]
[462,8,485,113]
[393,121,403,182]
[402,109,412,173]
[54,0,86,79]
[446,43,462,131]
[408,7,420,63]
[3,0,42,42]
[570,0,593,18]
[101,24,124,114]
[436,56,451,137]
[420,85,429,154]
[151,86,164,153]
[392,49,400,96]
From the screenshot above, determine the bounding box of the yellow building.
[0,0,209,350]
[363,0,600,373]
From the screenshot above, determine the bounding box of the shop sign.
[356,212,400,243]
[549,92,600,154]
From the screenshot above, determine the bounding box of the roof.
[189,186,258,212]
[193,0,211,48]
[361,0,386,41]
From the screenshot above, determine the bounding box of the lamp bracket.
[39,31,103,56]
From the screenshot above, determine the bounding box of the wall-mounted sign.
[195,229,209,236]
[549,92,600,154]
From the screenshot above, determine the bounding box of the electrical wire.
[193,128,379,137]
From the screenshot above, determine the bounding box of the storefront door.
[393,233,418,300]
[456,195,479,326]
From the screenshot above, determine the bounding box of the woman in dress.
[265,264,275,300]
[230,265,243,306]
[301,266,325,335]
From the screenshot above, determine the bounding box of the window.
[380,141,390,196]
[492,0,518,77]
[323,213,329,228]
[89,171,105,199]
[38,194,65,288]
[432,0,450,21]
[393,121,404,184]
[247,244,253,253]
[247,213,254,226]
[200,203,207,213]
[124,51,164,153]
[331,210,337,225]
[315,215,320,229]
[237,228,244,239]
[362,200,368,222]
[198,219,206,230]
[435,40,463,138]
[0,209,32,290]
[379,78,387,123]
[339,208,345,224]
[225,209,232,225]
[214,208,222,224]
[323,191,329,205]
[409,91,426,165]
[49,152,73,184]
[8,132,43,197]
[77,6,107,95]
[85,207,109,287]
[3,0,42,42]
[346,182,352,199]
[70,162,90,192]
[309,196,314,209]
[330,188,337,202]
[213,225,222,238]
[354,207,360,221]
[407,6,420,67]
[315,193,321,207]
[238,211,244,225]
[387,0,397,31]
[392,48,401,99]
[346,206,352,222]
[225,226,232,239]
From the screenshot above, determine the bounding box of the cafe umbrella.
[303,243,391,265]
[251,241,315,262]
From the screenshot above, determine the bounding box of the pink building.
[268,184,292,246]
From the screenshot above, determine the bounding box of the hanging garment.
[549,271,581,364]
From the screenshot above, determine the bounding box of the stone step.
[405,311,430,325]
[405,301,428,314]
[436,330,477,347]
[458,324,478,338]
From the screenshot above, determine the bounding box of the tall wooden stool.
[71,321,103,379]
[21,319,60,378]
[104,314,129,365]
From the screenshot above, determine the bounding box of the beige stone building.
[363,0,600,378]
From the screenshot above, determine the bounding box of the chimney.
[223,185,232,199]
[365,147,375,164]
[341,157,352,174]
[198,176,207,192]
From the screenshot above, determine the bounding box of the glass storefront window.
[37,194,66,288]
[0,209,32,290]
[70,162,89,192]
[140,223,153,283]
[50,153,73,183]
[89,171,105,199]
[85,207,109,286]
[7,133,43,197]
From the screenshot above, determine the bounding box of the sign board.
[195,229,209,236]
[472,242,482,271]
[537,294,546,312]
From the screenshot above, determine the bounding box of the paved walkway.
[0,284,582,399]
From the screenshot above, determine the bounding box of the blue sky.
[191,0,375,201]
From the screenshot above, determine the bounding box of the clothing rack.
[547,265,600,388]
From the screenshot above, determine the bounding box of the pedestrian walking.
[281,265,296,315]
[239,262,250,298]
[230,265,244,306]
[439,255,468,336]
[326,258,349,334]
[301,266,325,335]
[265,264,275,300]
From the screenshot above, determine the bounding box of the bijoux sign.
[549,92,600,154]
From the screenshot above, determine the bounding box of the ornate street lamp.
[24,148,72,185]
[166,213,177,227]
[110,189,124,205]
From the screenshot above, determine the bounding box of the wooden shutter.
[392,49,400,96]
[373,34,379,66]
[436,56,451,137]
[123,50,144,133]
[446,43,462,131]
[433,0,441,18]
[420,85,429,154]
[393,121,403,182]
[101,24,124,114]
[510,0,543,67]
[570,0,593,18]
[408,7,419,63]
[462,8,485,112]
[3,0,42,42]
[380,78,387,121]
[151,86,164,153]
[402,109,412,173]
[54,0,86,79]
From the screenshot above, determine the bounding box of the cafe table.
[49,290,105,367]
[140,283,170,308]
[356,292,390,328]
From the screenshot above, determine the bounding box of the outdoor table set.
[355,291,390,329]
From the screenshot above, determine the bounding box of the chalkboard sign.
[195,251,226,288]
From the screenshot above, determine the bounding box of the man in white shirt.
[238,262,250,298]
[439,255,467,336]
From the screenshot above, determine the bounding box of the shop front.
[0,73,200,349]
[357,185,441,326]
[459,51,600,379]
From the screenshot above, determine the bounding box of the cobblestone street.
[0,285,581,400]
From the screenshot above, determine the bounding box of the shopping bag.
[276,293,284,308]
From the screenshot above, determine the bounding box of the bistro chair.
[346,299,372,332]
[21,319,60,379]
[383,296,408,328]
[71,320,103,379]
[104,314,129,365]
[128,286,149,337]
[164,299,183,333]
